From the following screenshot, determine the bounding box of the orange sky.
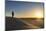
[16,8,43,18]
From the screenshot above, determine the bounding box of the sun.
[31,8,43,18]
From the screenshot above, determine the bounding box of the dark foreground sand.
[5,17,44,31]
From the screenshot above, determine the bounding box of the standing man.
[12,11,14,18]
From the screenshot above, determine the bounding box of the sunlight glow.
[31,8,43,18]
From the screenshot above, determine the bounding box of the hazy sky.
[5,1,44,18]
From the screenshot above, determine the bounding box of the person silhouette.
[12,11,14,18]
